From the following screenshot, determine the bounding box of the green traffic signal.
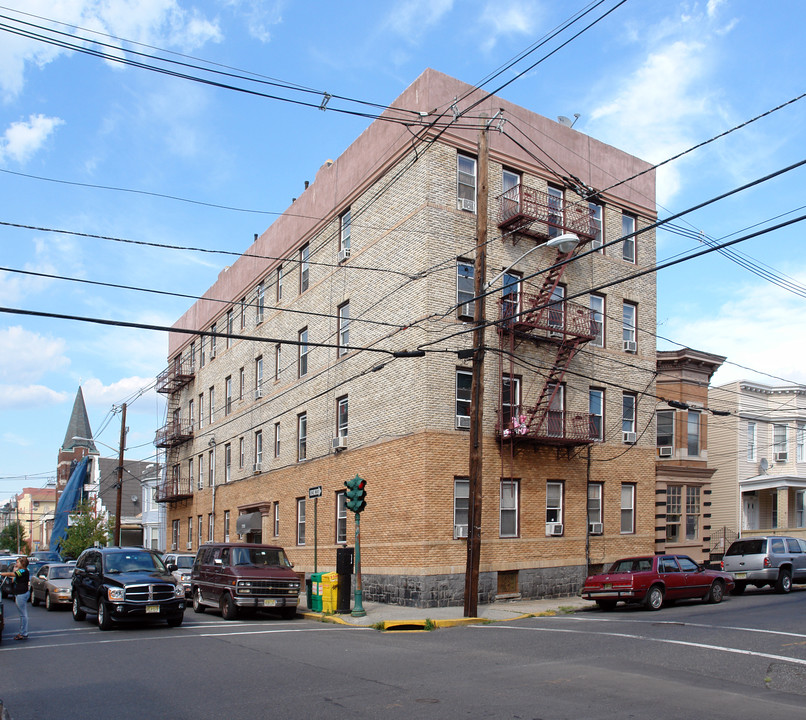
[344,474,367,513]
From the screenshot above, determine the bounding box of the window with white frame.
[590,202,603,251]
[208,513,213,542]
[226,310,233,348]
[797,423,806,463]
[338,302,350,356]
[589,293,605,346]
[225,376,232,416]
[686,486,700,540]
[298,327,308,377]
[197,515,203,547]
[197,455,203,491]
[224,443,231,483]
[274,422,280,458]
[587,483,603,532]
[188,399,194,428]
[224,510,230,543]
[209,386,215,424]
[454,477,469,538]
[666,485,682,542]
[256,281,265,323]
[687,410,701,456]
[239,437,244,469]
[198,393,204,428]
[796,490,805,528]
[456,369,472,427]
[457,154,476,211]
[275,344,281,380]
[299,244,310,293]
[500,479,519,537]
[457,261,474,318]
[200,336,205,367]
[622,213,636,263]
[501,374,521,429]
[548,285,565,331]
[297,412,307,461]
[773,424,788,460]
[172,519,179,550]
[208,448,214,487]
[277,264,283,302]
[336,491,347,544]
[589,388,604,441]
[296,498,306,545]
[255,356,263,398]
[187,517,192,549]
[337,396,348,439]
[239,297,246,330]
[273,501,280,536]
[547,185,563,238]
[621,484,635,533]
[340,209,351,255]
[657,410,674,452]
[622,302,637,352]
[254,430,263,467]
[747,421,757,461]
[546,383,564,438]
[189,341,196,371]
[546,481,563,532]
[210,324,217,359]
[622,393,637,438]
[502,169,521,220]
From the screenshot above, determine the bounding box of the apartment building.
[654,348,725,563]
[155,68,658,607]
[709,381,806,549]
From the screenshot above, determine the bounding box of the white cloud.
[0,384,69,410]
[0,326,69,384]
[81,376,159,407]
[0,114,64,164]
[224,0,284,43]
[479,1,539,52]
[383,0,453,42]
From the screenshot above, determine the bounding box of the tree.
[56,501,111,560]
[0,521,30,555]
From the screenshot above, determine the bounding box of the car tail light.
[720,560,724,571]
[763,556,770,568]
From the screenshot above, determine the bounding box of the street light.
[483,233,580,291]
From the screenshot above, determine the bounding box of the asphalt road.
[2,587,806,720]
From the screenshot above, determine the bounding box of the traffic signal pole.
[344,474,367,617]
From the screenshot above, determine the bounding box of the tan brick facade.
[156,69,658,606]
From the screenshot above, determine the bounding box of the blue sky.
[2,0,805,503]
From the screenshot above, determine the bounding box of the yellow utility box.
[321,572,339,613]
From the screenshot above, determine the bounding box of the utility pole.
[464,121,488,617]
[114,403,127,546]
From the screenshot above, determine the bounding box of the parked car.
[721,535,806,594]
[191,543,300,620]
[163,553,195,597]
[29,551,62,563]
[581,554,735,611]
[30,563,74,610]
[71,547,185,630]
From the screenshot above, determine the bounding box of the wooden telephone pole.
[114,403,127,546]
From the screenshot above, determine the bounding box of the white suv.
[721,536,806,594]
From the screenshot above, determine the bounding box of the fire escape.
[495,183,598,447]
[154,355,195,504]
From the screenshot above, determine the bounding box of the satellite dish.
[760,458,768,473]
[557,115,573,127]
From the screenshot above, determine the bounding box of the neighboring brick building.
[155,68,658,607]
[654,348,725,563]
[709,381,806,550]
[15,487,57,551]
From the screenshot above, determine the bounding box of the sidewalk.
[300,594,591,629]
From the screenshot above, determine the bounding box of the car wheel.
[775,569,792,594]
[730,581,746,596]
[97,600,114,630]
[595,599,617,611]
[72,594,86,621]
[45,593,54,611]
[220,593,239,621]
[166,614,184,627]
[193,588,206,614]
[706,580,724,604]
[644,585,664,611]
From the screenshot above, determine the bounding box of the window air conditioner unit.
[775,451,788,462]
[338,247,351,263]
[458,198,476,212]
[549,329,564,338]
[254,389,263,400]
[332,436,348,451]
[623,340,637,353]
[589,522,603,535]
[658,446,673,458]
[455,525,468,539]
[186,542,192,550]
[458,302,474,319]
[171,543,177,551]
[546,523,564,536]
[623,431,637,444]
[253,462,262,473]
[456,415,471,429]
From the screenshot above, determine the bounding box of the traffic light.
[344,474,367,514]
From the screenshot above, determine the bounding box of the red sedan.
[581,554,735,611]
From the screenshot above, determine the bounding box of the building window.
[255,430,263,467]
[457,154,476,211]
[198,393,204,429]
[546,481,563,534]
[622,302,637,352]
[589,388,604,441]
[187,517,192,549]
[590,202,603,251]
[502,169,521,219]
[621,484,635,534]
[797,423,806,463]
[200,336,205,368]
[239,437,244,469]
[188,399,194,428]
[197,515,203,547]
[547,185,563,238]
[547,285,565,332]
[773,424,789,460]
[226,310,234,348]
[500,479,519,537]
[657,409,674,451]
[224,443,231,483]
[546,383,564,438]
[298,327,308,377]
[225,376,232,416]
[187,458,194,490]
[239,297,246,330]
[197,455,203,491]
[587,483,603,532]
[338,302,350,356]
[209,386,215,424]
[747,421,757,461]
[457,261,474,318]
[256,281,265,323]
[686,486,700,540]
[189,341,196,371]
[172,519,179,550]
[589,294,605,346]
[208,513,213,542]
[454,477,469,538]
[224,510,230,543]
[296,498,306,545]
[502,375,521,429]
[273,502,280,536]
[687,410,701,456]
[239,367,245,400]
[622,393,637,438]
[255,356,263,399]
[340,209,351,255]
[456,369,472,428]
[796,490,805,528]
[275,344,282,380]
[666,485,682,543]
[274,422,281,458]
[622,213,636,263]
[208,448,214,487]
[210,324,217,359]
[299,244,310,293]
[336,491,347,544]
[298,412,307,461]
[337,396,348,439]
[277,264,283,302]
[502,271,521,323]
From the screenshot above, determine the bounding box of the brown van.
[190,543,300,620]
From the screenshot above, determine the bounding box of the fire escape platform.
[155,477,193,504]
[155,421,194,448]
[497,184,596,241]
[156,360,195,395]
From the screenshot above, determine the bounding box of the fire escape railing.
[156,357,195,395]
[155,473,193,504]
[497,185,596,241]
[155,420,194,448]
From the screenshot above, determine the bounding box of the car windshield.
[175,556,194,569]
[50,566,74,580]
[105,552,165,573]
[608,558,653,573]
[231,548,290,567]
[725,539,766,556]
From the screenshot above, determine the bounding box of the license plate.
[262,599,277,607]
[146,605,160,614]
[735,572,746,579]
[603,583,612,590]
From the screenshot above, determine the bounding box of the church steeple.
[61,386,97,454]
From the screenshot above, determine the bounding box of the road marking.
[476,624,806,667]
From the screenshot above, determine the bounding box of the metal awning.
[739,474,806,493]
[236,511,263,534]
